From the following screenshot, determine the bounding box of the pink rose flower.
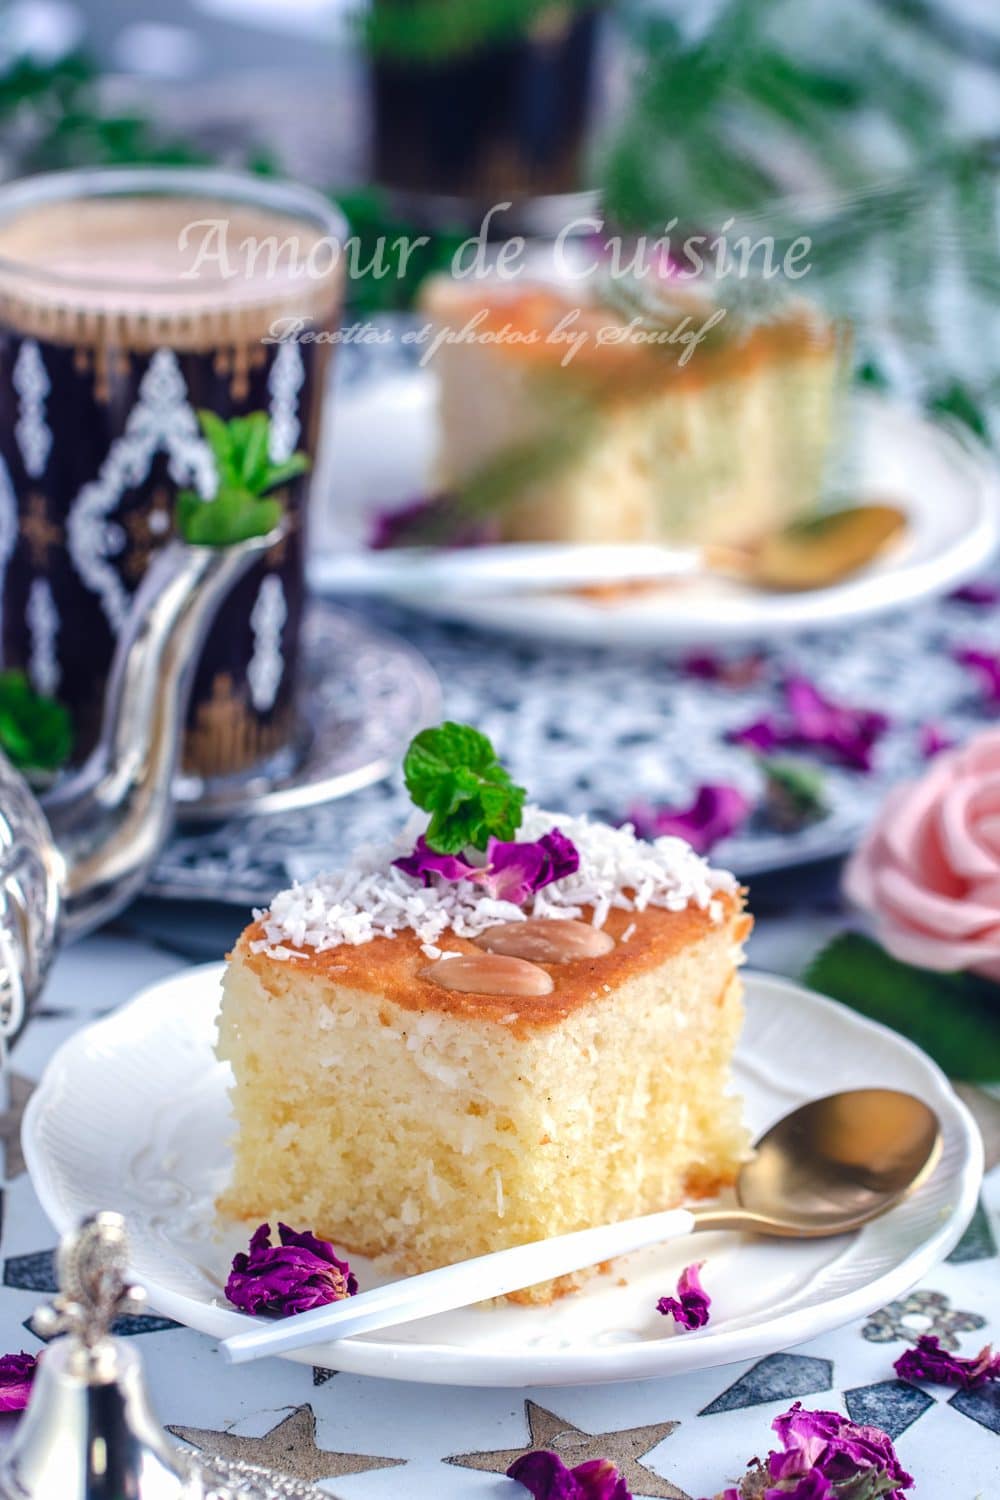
[844,727,1000,979]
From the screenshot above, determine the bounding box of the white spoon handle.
[308,543,703,598]
[220,1206,697,1365]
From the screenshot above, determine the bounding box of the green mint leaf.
[176,410,309,546]
[757,754,828,831]
[262,453,311,493]
[403,721,526,853]
[804,932,1000,1082]
[238,413,271,488]
[175,487,282,546]
[0,670,73,774]
[197,410,310,501]
[197,410,239,487]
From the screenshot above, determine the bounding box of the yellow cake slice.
[217,808,752,1303]
[420,276,846,548]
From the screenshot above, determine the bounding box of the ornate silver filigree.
[247,574,287,712]
[68,349,215,629]
[267,341,305,462]
[13,339,52,480]
[0,751,60,1040]
[31,1211,147,1347]
[26,577,60,697]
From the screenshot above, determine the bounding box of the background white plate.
[24,965,982,1388]
[312,377,1000,646]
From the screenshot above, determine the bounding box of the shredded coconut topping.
[253,807,737,958]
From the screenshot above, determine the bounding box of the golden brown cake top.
[240,807,746,1034]
[236,892,749,1034]
[420,276,839,397]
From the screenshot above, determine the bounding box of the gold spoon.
[709,502,908,593]
[221,1088,940,1364]
[689,1086,941,1236]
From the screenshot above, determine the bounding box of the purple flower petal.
[369,495,441,550]
[894,1334,1000,1390]
[954,646,1000,705]
[369,494,497,550]
[767,1404,913,1497]
[919,722,955,759]
[729,717,783,754]
[729,677,888,771]
[951,580,1000,606]
[392,836,480,886]
[682,652,766,687]
[225,1222,357,1318]
[482,828,580,902]
[656,1261,711,1330]
[507,1451,631,1500]
[508,1452,582,1500]
[629,785,751,854]
[572,1460,632,1500]
[394,829,579,904]
[0,1351,38,1413]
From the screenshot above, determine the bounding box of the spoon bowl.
[700,1088,942,1237]
[741,502,908,591]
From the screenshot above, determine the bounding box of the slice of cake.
[418,275,845,549]
[217,725,752,1303]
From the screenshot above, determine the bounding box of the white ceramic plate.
[24,965,982,1388]
[311,376,1000,646]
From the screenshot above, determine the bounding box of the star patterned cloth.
[0,925,997,1500]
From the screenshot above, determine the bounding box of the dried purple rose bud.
[950,580,1000,607]
[656,1261,711,1330]
[628,785,751,854]
[894,1334,1000,1390]
[954,646,1000,705]
[766,1403,913,1497]
[507,1450,631,1500]
[682,652,766,687]
[393,828,580,904]
[730,676,888,772]
[918,722,955,759]
[393,835,480,886]
[0,1351,39,1412]
[225,1223,357,1318]
[481,829,580,902]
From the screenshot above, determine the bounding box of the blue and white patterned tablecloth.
[1,912,996,1499]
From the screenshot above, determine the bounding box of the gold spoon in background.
[706,502,909,593]
[317,502,909,599]
[221,1088,941,1364]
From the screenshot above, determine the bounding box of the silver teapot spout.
[0,529,280,1040]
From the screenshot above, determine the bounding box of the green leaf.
[402,721,526,852]
[757,754,828,831]
[261,452,311,493]
[238,413,271,489]
[927,382,989,440]
[804,932,1000,1082]
[175,488,282,547]
[0,670,73,774]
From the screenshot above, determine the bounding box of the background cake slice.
[420,275,846,549]
[217,806,751,1303]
